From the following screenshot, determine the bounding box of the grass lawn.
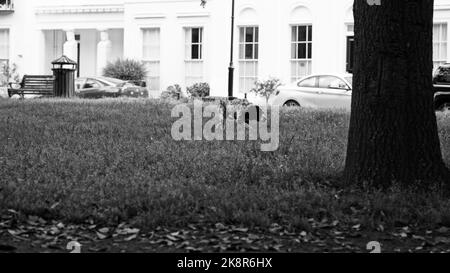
[0,98,450,252]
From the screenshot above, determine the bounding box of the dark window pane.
[297,43,306,59]
[298,26,307,42]
[245,44,253,59]
[254,44,258,59]
[192,44,199,59]
[255,27,259,42]
[245,27,254,42]
[346,36,354,73]
[308,26,312,41]
[308,43,312,59]
[192,28,200,43]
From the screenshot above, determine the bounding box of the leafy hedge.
[103,59,147,82]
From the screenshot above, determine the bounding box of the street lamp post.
[202,0,236,99]
[228,0,236,99]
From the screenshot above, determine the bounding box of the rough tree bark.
[345,0,449,187]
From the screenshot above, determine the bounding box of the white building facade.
[1,0,450,98]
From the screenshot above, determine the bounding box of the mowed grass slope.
[0,98,449,231]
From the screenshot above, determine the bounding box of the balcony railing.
[0,0,14,14]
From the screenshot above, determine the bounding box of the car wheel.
[284,100,300,107]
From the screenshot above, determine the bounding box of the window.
[318,76,349,90]
[143,28,161,92]
[291,25,312,82]
[239,26,259,93]
[433,23,448,70]
[0,29,9,69]
[346,24,354,73]
[298,76,317,88]
[84,79,101,89]
[185,27,204,87]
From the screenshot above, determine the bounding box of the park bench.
[8,75,55,98]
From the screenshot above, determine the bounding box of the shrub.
[1,63,21,87]
[161,84,182,100]
[251,77,282,105]
[186,82,210,98]
[103,59,147,82]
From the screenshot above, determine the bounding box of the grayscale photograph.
[0,0,449,264]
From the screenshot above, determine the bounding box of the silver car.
[250,74,353,110]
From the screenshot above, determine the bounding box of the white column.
[36,30,46,74]
[63,30,78,62]
[97,29,112,76]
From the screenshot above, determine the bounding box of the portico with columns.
[39,28,123,78]
[34,4,125,77]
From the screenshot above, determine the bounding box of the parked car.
[249,74,353,110]
[433,64,450,111]
[75,77,149,99]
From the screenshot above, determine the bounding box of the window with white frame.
[433,23,448,70]
[143,28,161,92]
[239,26,259,94]
[346,24,354,73]
[0,29,9,69]
[185,27,204,87]
[291,25,312,82]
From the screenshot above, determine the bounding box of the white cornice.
[176,12,210,18]
[35,5,124,15]
[134,13,167,19]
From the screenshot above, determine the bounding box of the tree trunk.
[345,0,449,187]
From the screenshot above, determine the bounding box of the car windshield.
[345,76,353,88]
[97,77,126,87]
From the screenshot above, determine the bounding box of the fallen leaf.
[50,202,61,210]
[412,235,426,241]
[124,234,138,241]
[98,228,110,234]
[96,232,108,240]
[166,235,179,242]
[352,224,361,230]
[123,228,140,235]
[233,227,249,233]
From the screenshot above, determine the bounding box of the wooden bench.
[8,75,55,98]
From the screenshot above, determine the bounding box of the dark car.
[75,77,149,99]
[433,64,450,111]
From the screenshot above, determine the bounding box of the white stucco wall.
[1,0,450,97]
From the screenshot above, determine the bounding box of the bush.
[1,63,21,87]
[161,84,182,100]
[103,59,147,82]
[186,82,210,98]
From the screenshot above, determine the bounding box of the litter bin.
[52,55,77,98]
